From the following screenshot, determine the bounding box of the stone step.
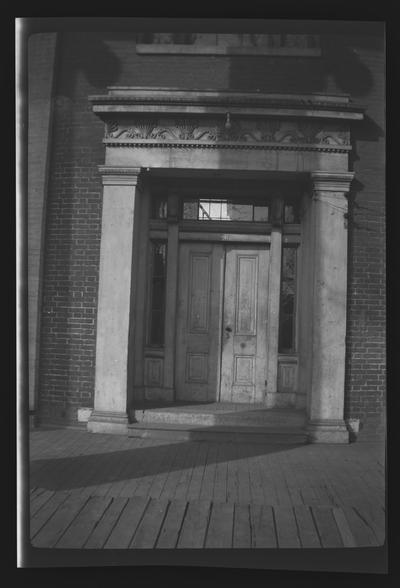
[127,422,308,444]
[132,405,306,428]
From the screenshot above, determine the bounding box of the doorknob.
[225,326,232,332]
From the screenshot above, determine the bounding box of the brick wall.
[343,41,386,440]
[36,30,385,434]
[28,33,57,418]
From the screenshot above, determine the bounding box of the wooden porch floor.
[29,428,386,550]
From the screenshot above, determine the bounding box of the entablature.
[89,88,364,173]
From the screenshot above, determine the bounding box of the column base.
[87,410,129,435]
[307,419,349,444]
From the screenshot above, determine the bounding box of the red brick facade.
[34,29,385,438]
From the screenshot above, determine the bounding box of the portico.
[87,88,363,442]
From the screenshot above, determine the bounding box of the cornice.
[89,88,365,121]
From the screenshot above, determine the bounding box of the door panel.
[220,245,269,403]
[175,242,269,403]
[175,242,224,401]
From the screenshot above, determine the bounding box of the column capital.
[310,171,355,193]
[98,166,142,186]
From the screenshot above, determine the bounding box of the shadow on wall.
[57,32,123,98]
[228,32,382,97]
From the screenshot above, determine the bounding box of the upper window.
[136,33,321,56]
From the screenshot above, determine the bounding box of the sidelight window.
[278,245,297,353]
[148,242,167,345]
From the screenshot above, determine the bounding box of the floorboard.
[199,444,219,501]
[233,503,251,548]
[117,441,158,498]
[159,442,194,500]
[355,503,386,545]
[205,502,234,548]
[341,506,380,547]
[257,452,279,506]
[250,504,277,548]
[30,490,55,518]
[225,443,240,503]
[56,496,113,548]
[186,442,209,501]
[147,443,182,499]
[104,496,150,549]
[311,506,343,548]
[30,491,70,539]
[177,500,211,548]
[274,506,301,548]
[293,504,321,548]
[130,498,170,548]
[236,444,252,505]
[212,443,228,503]
[173,442,201,501]
[32,494,89,548]
[156,499,187,549]
[332,507,357,547]
[133,442,171,499]
[104,439,147,498]
[83,497,129,549]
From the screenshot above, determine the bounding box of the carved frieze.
[104,118,351,152]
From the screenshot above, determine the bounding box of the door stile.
[163,221,179,398]
[216,246,227,403]
[266,197,283,407]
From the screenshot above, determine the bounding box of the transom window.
[182,198,270,222]
[150,193,301,224]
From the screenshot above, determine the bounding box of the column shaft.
[307,171,354,443]
[88,168,141,434]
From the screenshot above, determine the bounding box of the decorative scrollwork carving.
[104,118,350,150]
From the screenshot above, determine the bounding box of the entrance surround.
[87,88,363,442]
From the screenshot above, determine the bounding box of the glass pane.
[279,246,297,352]
[284,199,300,223]
[152,197,167,219]
[254,205,269,222]
[226,202,253,221]
[151,278,166,310]
[209,200,222,219]
[183,201,198,219]
[150,311,164,345]
[149,241,167,345]
[279,315,294,351]
[153,244,167,276]
[199,200,211,220]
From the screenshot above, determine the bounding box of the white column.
[307,171,354,443]
[88,167,141,434]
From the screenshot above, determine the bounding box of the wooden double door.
[175,241,270,403]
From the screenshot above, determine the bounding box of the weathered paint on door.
[175,242,269,403]
[220,245,269,403]
[175,242,225,401]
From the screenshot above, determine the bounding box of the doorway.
[175,241,270,403]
